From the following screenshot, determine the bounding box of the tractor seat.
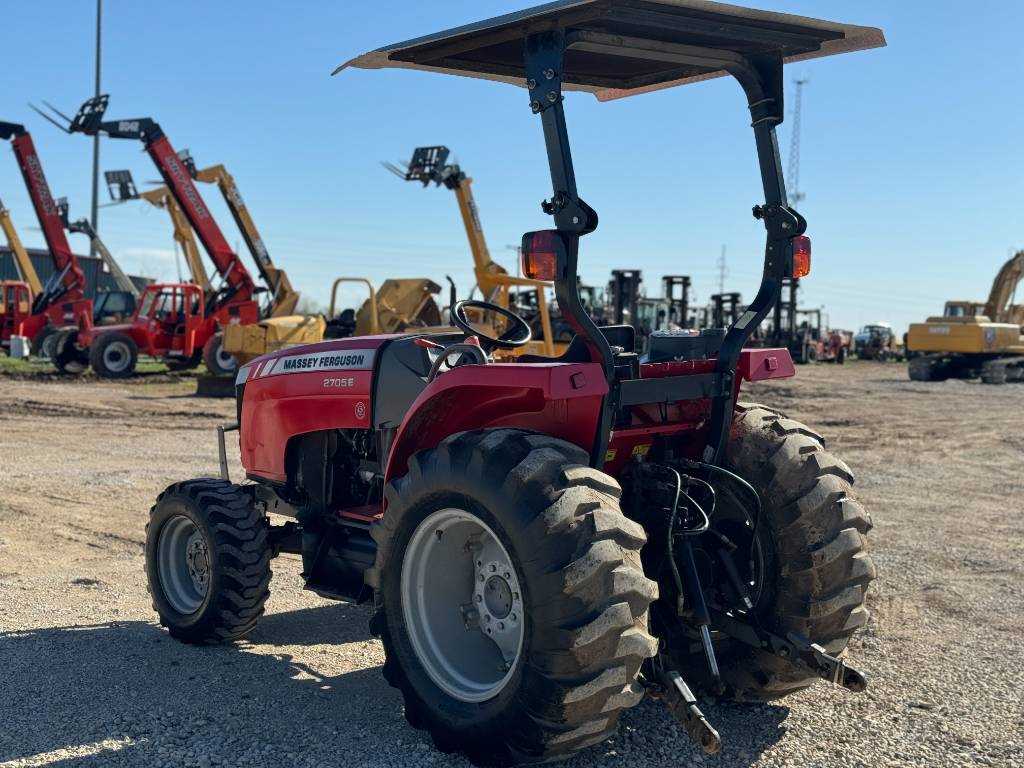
[516,324,635,363]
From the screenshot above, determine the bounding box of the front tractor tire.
[203,332,237,377]
[145,479,271,644]
[680,404,875,701]
[368,429,658,766]
[89,331,138,379]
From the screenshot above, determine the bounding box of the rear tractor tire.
[145,479,271,644]
[89,331,138,379]
[368,429,658,765]
[676,404,875,701]
[203,332,237,377]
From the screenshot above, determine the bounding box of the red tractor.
[38,96,261,377]
[146,2,883,764]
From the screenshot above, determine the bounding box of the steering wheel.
[451,300,532,352]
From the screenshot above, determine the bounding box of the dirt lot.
[1,362,1021,768]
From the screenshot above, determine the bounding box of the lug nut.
[527,78,537,89]
[547,91,558,103]
[543,68,555,79]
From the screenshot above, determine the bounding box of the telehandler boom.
[104,168,212,292]
[189,158,301,317]
[36,95,261,376]
[0,120,93,360]
[0,194,42,295]
[388,146,558,356]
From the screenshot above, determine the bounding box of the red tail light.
[792,235,811,278]
[520,230,561,281]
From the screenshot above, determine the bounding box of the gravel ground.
[0,362,1021,768]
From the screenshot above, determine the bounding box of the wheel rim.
[157,515,211,615]
[401,508,524,703]
[103,341,131,372]
[214,343,237,372]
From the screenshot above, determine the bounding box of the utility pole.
[89,0,103,257]
[716,245,727,294]
[787,77,808,205]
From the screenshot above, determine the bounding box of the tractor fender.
[383,361,606,485]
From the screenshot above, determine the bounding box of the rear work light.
[792,235,811,278]
[520,230,562,281]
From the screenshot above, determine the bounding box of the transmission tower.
[787,77,809,204]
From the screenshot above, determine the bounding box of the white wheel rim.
[103,341,131,372]
[401,508,524,703]
[215,344,236,372]
[157,515,210,615]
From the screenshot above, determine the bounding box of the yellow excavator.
[907,249,1024,384]
[386,146,560,357]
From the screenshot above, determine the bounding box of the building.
[0,247,152,297]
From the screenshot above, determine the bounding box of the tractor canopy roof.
[336,0,884,101]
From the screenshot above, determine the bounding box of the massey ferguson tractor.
[146,2,883,764]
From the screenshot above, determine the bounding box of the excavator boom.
[193,163,300,317]
[983,250,1024,323]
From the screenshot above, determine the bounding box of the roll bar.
[522,30,802,464]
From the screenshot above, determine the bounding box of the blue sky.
[1,1,1022,333]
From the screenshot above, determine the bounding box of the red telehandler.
[36,96,261,378]
[145,2,883,764]
[0,121,93,363]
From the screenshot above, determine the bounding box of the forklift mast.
[190,158,301,317]
[0,121,86,307]
[0,194,42,295]
[662,275,691,328]
[608,269,642,326]
[770,277,800,345]
[106,169,212,292]
[57,197,139,299]
[710,292,742,329]
[44,96,256,306]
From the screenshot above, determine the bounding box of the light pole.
[89,0,102,257]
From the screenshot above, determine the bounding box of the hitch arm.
[657,668,722,755]
[712,610,867,693]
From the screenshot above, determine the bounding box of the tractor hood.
[336,0,885,101]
